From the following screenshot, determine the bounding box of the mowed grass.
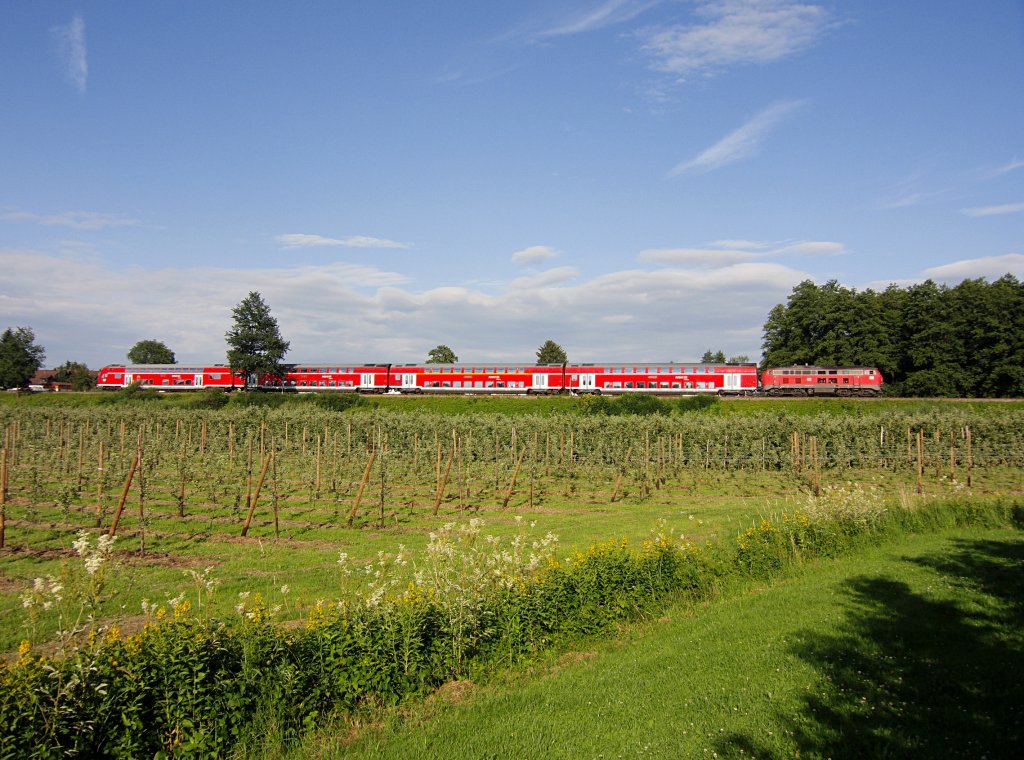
[317,527,1024,760]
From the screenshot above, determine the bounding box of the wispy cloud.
[275,233,411,249]
[973,158,1024,181]
[668,99,804,176]
[640,0,833,80]
[51,15,88,94]
[2,210,139,230]
[639,238,843,267]
[960,201,1024,218]
[922,253,1024,281]
[538,0,660,38]
[511,245,560,264]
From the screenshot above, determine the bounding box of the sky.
[2,1,1022,369]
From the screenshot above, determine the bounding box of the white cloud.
[922,254,1024,282]
[638,247,760,267]
[510,267,579,289]
[0,247,812,367]
[511,245,560,264]
[668,99,804,176]
[2,210,140,230]
[960,202,1024,218]
[640,238,843,266]
[51,16,88,94]
[772,241,843,255]
[640,0,832,79]
[275,233,411,249]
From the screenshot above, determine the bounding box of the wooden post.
[966,427,973,489]
[1,448,7,549]
[610,446,632,503]
[241,449,273,537]
[348,451,377,526]
[108,451,140,537]
[95,441,104,527]
[921,432,929,497]
[811,436,821,497]
[501,446,527,510]
[433,445,455,516]
[949,431,956,482]
[272,448,280,539]
[315,434,322,498]
[76,425,86,488]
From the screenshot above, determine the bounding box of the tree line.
[5,276,1023,397]
[762,275,1024,397]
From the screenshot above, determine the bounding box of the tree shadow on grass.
[717,537,1024,759]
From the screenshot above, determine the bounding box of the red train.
[96,362,882,396]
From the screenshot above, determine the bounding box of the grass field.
[324,526,1024,759]
[1,396,1021,757]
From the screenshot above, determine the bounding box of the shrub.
[186,387,231,409]
[677,394,720,413]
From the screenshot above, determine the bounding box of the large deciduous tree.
[536,340,567,364]
[225,292,290,388]
[761,274,1024,397]
[52,361,95,391]
[0,327,46,389]
[427,345,458,364]
[127,339,176,365]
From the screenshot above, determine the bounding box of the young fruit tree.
[225,292,290,388]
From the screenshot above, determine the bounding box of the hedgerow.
[2,493,1021,757]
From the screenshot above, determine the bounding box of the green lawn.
[321,527,1024,759]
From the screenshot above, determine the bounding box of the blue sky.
[2,1,1022,368]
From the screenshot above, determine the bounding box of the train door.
[195,374,204,388]
[579,374,596,391]
[360,373,377,391]
[532,373,549,391]
[723,372,741,392]
[401,373,417,390]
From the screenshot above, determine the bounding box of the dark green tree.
[536,340,568,364]
[225,292,290,388]
[0,327,46,389]
[427,345,458,364]
[701,350,727,363]
[127,339,176,365]
[727,355,750,364]
[52,361,95,391]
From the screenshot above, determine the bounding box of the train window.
[637,382,646,388]
[669,382,678,389]
[625,382,634,388]
[443,381,452,388]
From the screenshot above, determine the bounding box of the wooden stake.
[966,427,973,489]
[241,449,273,537]
[348,451,377,526]
[95,442,104,527]
[916,430,924,495]
[433,445,455,516]
[501,446,527,510]
[610,446,633,503]
[1,448,7,549]
[108,451,140,538]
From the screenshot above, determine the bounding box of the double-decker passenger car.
[96,361,761,395]
[97,361,879,396]
[760,366,882,396]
